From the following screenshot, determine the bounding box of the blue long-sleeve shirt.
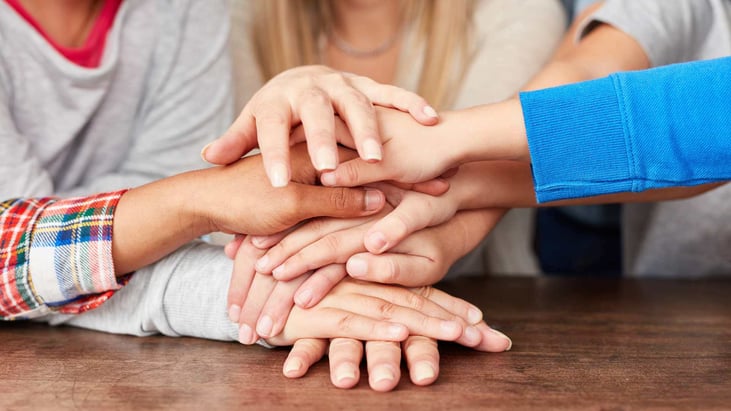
[519,57,731,203]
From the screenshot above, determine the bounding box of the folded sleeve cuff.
[28,190,128,315]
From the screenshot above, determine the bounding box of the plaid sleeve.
[1,191,128,320]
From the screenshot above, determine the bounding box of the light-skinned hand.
[201,65,439,187]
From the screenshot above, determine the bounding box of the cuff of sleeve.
[0,198,56,319]
[28,190,128,314]
[520,76,634,203]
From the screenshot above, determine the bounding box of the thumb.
[319,158,390,188]
[202,111,258,165]
[296,185,385,220]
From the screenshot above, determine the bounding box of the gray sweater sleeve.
[43,242,240,342]
[60,0,234,197]
[575,0,727,67]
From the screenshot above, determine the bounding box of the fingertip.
[283,358,306,379]
[346,255,369,278]
[388,323,409,341]
[332,363,359,389]
[364,189,384,212]
[422,105,439,120]
[200,142,213,163]
[369,366,398,392]
[409,104,439,126]
[228,304,241,323]
[360,139,382,162]
[320,171,337,186]
[314,146,338,172]
[294,288,314,308]
[410,362,437,386]
[364,231,389,254]
[268,162,290,188]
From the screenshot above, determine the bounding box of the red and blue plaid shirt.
[1,190,128,320]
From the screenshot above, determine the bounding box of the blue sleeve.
[519,57,731,203]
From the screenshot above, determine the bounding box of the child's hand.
[319,107,461,189]
[319,101,531,190]
[201,65,439,187]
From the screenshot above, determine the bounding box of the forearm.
[111,169,210,276]
[450,161,723,210]
[522,57,731,202]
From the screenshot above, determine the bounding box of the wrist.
[451,100,530,164]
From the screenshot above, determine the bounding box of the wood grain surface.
[2,277,729,410]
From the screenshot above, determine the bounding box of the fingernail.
[440,320,461,338]
[272,264,286,279]
[315,147,337,171]
[366,231,388,253]
[464,325,481,345]
[490,328,513,351]
[372,366,394,383]
[320,171,337,186]
[365,190,382,211]
[238,324,254,345]
[336,364,357,383]
[255,255,269,272]
[294,288,313,307]
[269,163,289,188]
[251,236,268,248]
[228,304,241,323]
[362,139,382,161]
[256,315,274,337]
[200,142,213,162]
[467,306,483,324]
[284,358,303,374]
[413,362,435,382]
[388,324,406,340]
[346,256,368,277]
[423,105,439,119]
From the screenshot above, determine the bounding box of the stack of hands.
[199,66,525,392]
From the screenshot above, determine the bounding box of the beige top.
[229,0,567,275]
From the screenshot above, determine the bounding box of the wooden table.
[2,277,730,410]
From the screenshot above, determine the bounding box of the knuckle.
[377,302,397,320]
[321,234,342,254]
[342,163,361,185]
[340,89,371,107]
[336,313,355,333]
[300,87,330,107]
[330,187,352,211]
[378,258,399,284]
[405,291,427,312]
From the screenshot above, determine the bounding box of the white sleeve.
[44,242,240,342]
[576,0,723,67]
[0,61,54,198]
[60,0,234,197]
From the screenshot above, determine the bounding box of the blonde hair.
[251,0,477,109]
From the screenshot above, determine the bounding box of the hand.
[283,323,512,392]
[194,144,385,236]
[320,102,530,189]
[228,209,504,341]
[201,65,439,187]
[249,181,462,280]
[229,258,490,349]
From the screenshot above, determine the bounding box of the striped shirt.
[0,191,128,320]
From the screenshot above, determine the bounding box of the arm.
[47,241,510,392]
[1,146,385,320]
